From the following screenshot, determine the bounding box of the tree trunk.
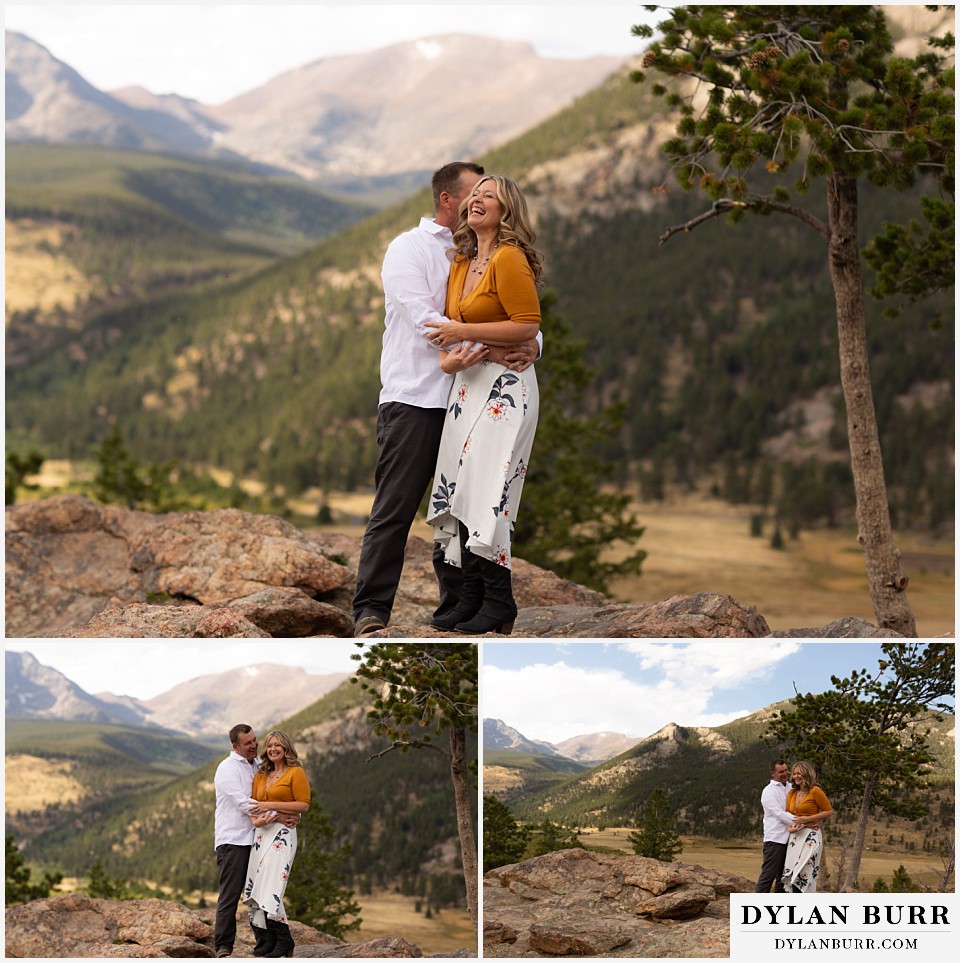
[843,768,878,891]
[825,173,917,637]
[449,725,478,945]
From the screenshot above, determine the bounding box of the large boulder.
[5,496,352,638]
[483,848,752,958]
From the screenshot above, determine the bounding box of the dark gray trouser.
[215,843,251,951]
[756,840,788,893]
[353,402,462,623]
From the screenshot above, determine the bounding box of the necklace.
[471,244,498,275]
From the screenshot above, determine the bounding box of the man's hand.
[280,813,300,828]
[424,319,469,348]
[440,342,488,373]
[494,339,539,372]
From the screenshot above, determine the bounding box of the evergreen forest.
[7,681,476,915]
[5,37,954,542]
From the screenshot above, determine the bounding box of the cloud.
[481,642,803,745]
[483,658,748,745]
[620,641,802,689]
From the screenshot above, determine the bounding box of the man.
[352,161,539,636]
[756,758,793,893]
[213,724,297,957]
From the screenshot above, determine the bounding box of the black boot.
[251,922,276,957]
[455,555,517,635]
[431,524,484,629]
[263,920,294,958]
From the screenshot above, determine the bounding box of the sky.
[479,641,947,744]
[5,639,364,700]
[3,2,657,105]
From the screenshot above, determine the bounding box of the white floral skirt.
[427,361,539,570]
[243,823,298,927]
[781,829,823,893]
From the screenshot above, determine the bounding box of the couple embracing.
[352,161,545,638]
[757,758,834,894]
[213,725,310,958]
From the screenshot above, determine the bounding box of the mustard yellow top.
[252,765,311,805]
[786,785,831,817]
[446,244,540,325]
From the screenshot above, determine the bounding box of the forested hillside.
[496,706,955,854]
[12,680,476,910]
[6,18,953,535]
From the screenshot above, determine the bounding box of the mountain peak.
[5,28,627,184]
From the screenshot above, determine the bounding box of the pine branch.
[658,198,829,244]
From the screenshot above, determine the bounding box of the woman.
[243,730,311,958]
[424,174,544,635]
[781,760,833,893]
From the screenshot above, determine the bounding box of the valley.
[341,488,954,636]
[574,830,950,893]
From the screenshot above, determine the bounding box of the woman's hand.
[440,342,488,373]
[425,320,470,348]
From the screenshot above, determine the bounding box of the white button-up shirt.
[214,751,260,848]
[760,779,794,844]
[379,217,457,409]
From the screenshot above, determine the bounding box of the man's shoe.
[353,614,386,637]
[215,949,232,958]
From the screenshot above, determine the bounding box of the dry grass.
[5,219,90,315]
[580,829,952,892]
[341,891,475,956]
[5,753,86,814]
[606,492,954,637]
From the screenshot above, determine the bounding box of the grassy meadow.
[579,829,951,893]
[404,489,953,637]
[341,891,474,956]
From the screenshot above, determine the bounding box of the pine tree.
[890,864,922,893]
[282,803,362,939]
[86,858,125,899]
[627,789,683,862]
[93,423,179,511]
[527,819,583,858]
[765,642,954,891]
[633,6,954,635]
[482,796,529,871]
[512,291,646,592]
[5,450,44,505]
[5,835,63,906]
[351,644,478,943]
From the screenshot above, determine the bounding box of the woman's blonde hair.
[451,174,544,283]
[791,760,820,790]
[258,730,302,772]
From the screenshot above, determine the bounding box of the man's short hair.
[770,758,788,772]
[229,723,253,746]
[432,161,484,208]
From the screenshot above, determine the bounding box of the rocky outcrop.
[5,495,352,638]
[483,849,751,958]
[3,894,456,958]
[5,496,904,639]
